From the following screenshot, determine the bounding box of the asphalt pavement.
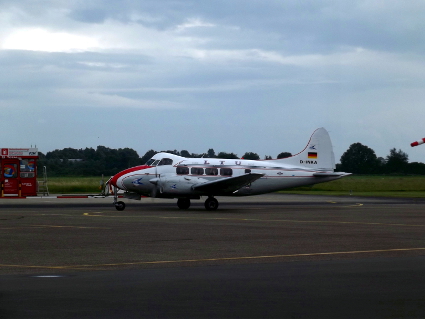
[1,194,425,318]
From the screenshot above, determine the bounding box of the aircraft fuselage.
[112,154,340,198]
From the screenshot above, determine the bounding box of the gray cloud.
[1,0,425,163]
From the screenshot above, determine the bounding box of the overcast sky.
[1,0,425,164]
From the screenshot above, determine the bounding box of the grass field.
[41,175,425,198]
[42,177,105,194]
[281,175,425,197]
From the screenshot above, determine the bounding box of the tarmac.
[1,193,425,318]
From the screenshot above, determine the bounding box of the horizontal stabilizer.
[193,173,264,194]
[313,172,352,177]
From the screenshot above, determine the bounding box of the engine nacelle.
[156,175,209,196]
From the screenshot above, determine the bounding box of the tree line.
[336,143,425,175]
[37,146,294,177]
[37,146,142,177]
[37,143,424,177]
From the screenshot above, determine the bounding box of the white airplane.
[108,128,350,211]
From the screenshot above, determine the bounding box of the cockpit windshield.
[158,158,173,166]
[145,157,173,166]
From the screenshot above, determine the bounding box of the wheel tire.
[204,197,219,211]
[177,198,191,209]
[115,201,126,211]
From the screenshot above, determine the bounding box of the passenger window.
[191,167,204,175]
[245,169,251,174]
[176,166,189,175]
[205,168,218,176]
[220,168,233,176]
[158,158,173,166]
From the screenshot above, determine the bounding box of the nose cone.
[110,165,151,189]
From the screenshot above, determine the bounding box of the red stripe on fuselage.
[110,165,152,187]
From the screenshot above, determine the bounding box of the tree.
[216,152,239,159]
[242,152,260,160]
[83,147,96,160]
[180,150,191,158]
[376,157,386,174]
[406,162,425,175]
[277,152,292,159]
[339,143,379,174]
[385,148,408,174]
[118,148,140,168]
[207,149,216,158]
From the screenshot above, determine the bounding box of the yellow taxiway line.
[82,213,425,228]
[2,247,425,270]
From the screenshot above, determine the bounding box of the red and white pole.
[411,138,425,147]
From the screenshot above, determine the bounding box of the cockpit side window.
[158,158,173,166]
[145,158,156,166]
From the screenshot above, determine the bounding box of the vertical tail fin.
[272,128,336,171]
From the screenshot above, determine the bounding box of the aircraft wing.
[193,173,264,194]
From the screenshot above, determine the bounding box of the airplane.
[107,127,350,211]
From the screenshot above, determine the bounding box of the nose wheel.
[114,201,126,211]
[112,184,126,211]
[204,197,219,211]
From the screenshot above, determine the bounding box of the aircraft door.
[2,159,19,196]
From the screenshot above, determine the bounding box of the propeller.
[150,178,159,198]
[149,166,162,199]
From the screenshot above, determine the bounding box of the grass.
[280,175,425,198]
[40,177,106,194]
[281,190,425,198]
[40,175,425,198]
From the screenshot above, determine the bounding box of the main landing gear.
[177,196,219,211]
[177,198,191,209]
[204,196,219,211]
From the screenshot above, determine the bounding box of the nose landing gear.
[112,184,126,211]
[114,201,126,211]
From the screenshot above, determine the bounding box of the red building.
[1,148,38,197]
